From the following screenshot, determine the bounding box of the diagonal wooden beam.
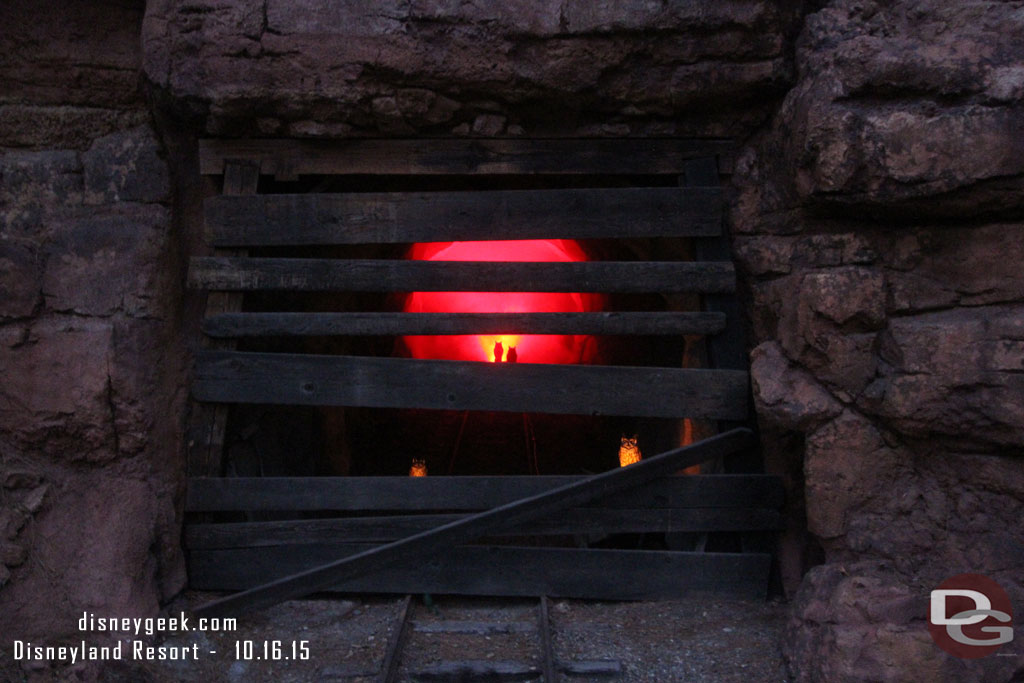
[192,428,754,618]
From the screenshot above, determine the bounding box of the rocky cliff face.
[734,1,1024,680]
[142,0,804,138]
[2,0,1022,680]
[0,0,186,643]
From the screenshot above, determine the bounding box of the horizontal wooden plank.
[191,429,755,616]
[198,138,733,177]
[188,545,771,600]
[185,475,784,512]
[188,257,736,294]
[192,351,749,419]
[184,508,785,549]
[205,187,722,246]
[201,311,728,338]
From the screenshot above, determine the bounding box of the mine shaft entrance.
[183,138,782,603]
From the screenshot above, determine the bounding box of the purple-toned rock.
[0,473,181,641]
[786,561,1022,683]
[865,305,1024,449]
[731,2,1024,679]
[781,1,1024,216]
[42,204,172,317]
[82,127,171,205]
[750,342,843,431]
[0,2,147,149]
[142,0,802,137]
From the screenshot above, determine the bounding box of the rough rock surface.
[0,1,150,149]
[3,0,1024,681]
[0,1,187,645]
[734,1,1024,680]
[142,0,807,138]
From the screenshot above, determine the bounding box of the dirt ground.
[7,592,789,682]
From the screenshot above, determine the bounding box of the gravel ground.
[6,593,789,682]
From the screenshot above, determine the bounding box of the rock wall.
[142,0,805,138]
[733,1,1024,680]
[2,1,1023,681]
[0,0,187,648]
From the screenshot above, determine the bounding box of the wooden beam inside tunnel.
[191,428,755,618]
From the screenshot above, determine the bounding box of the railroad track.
[377,595,621,682]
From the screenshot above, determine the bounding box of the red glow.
[402,240,601,364]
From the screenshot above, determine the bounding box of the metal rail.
[377,595,575,682]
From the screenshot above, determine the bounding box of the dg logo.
[929,573,1014,659]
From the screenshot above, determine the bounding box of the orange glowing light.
[481,335,521,362]
[409,459,428,477]
[618,435,642,467]
[680,418,700,475]
[402,240,602,364]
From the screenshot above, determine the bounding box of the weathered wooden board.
[188,257,736,294]
[188,545,770,600]
[185,474,785,512]
[205,187,722,246]
[201,311,727,338]
[686,157,761,478]
[192,351,749,419]
[184,507,785,549]
[687,157,747,375]
[187,158,260,478]
[198,138,734,177]
[191,429,754,616]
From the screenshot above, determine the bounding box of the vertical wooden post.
[187,159,260,477]
[685,158,776,593]
[684,157,759,473]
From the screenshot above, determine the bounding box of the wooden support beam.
[686,158,748,375]
[686,158,759,476]
[185,474,785,512]
[188,257,737,294]
[184,508,785,549]
[198,138,735,176]
[190,428,754,616]
[192,351,749,419]
[201,311,728,338]
[205,187,722,246]
[188,545,771,601]
[186,159,259,477]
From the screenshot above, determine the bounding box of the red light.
[402,240,602,364]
